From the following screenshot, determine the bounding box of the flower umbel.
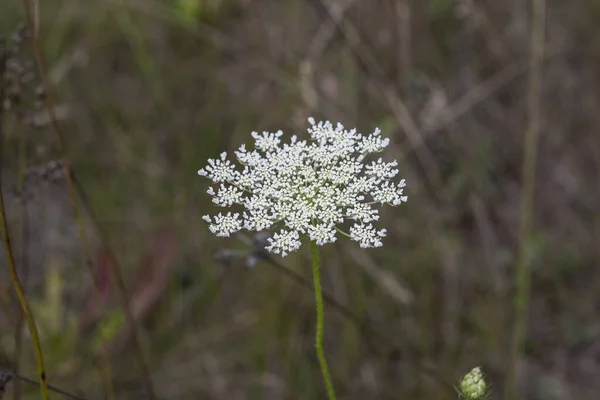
[198,118,408,256]
[457,367,489,400]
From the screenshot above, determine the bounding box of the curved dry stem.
[12,92,29,400]
[0,183,48,400]
[0,29,48,400]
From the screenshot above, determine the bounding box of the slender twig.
[393,0,411,90]
[308,0,442,189]
[18,0,152,397]
[12,72,29,400]
[0,371,12,399]
[310,241,336,400]
[0,149,48,400]
[0,367,90,400]
[504,1,546,399]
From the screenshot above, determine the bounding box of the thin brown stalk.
[504,0,546,399]
[12,92,29,400]
[0,31,48,400]
[0,367,90,400]
[0,124,48,400]
[18,0,153,398]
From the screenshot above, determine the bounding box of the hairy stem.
[310,241,336,400]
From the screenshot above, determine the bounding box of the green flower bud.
[458,367,488,400]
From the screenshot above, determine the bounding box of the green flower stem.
[310,241,336,400]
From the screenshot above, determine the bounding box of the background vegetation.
[1,0,599,399]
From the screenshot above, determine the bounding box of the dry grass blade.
[420,45,563,137]
[128,226,178,321]
[81,226,176,327]
[71,170,163,395]
[311,0,442,188]
[306,0,356,61]
[347,246,414,306]
[78,249,116,330]
[98,226,178,356]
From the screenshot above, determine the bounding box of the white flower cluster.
[198,118,407,256]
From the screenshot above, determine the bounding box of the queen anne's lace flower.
[198,117,408,256]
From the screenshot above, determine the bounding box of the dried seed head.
[11,160,66,202]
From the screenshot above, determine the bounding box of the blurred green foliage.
[0,0,600,399]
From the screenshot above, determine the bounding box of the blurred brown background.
[1,0,600,399]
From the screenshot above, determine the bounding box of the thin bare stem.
[0,367,90,400]
[504,0,546,399]
[12,87,29,400]
[0,29,48,400]
[0,150,48,400]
